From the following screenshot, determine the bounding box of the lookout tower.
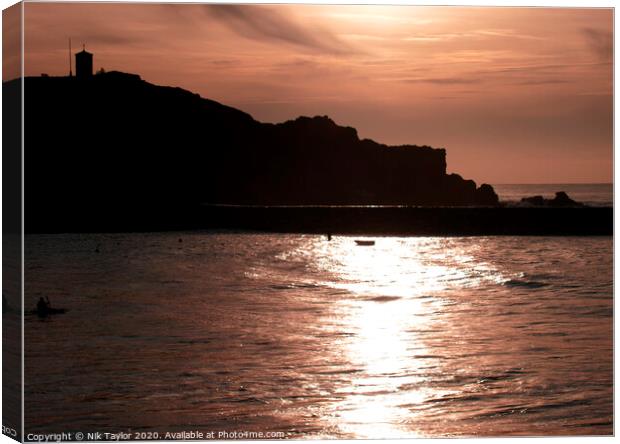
[75,45,93,78]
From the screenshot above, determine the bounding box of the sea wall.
[199,206,612,236]
[24,204,612,235]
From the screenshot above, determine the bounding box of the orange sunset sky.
[19,3,613,184]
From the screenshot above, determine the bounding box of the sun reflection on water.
[311,237,503,298]
[334,298,432,438]
[304,236,506,438]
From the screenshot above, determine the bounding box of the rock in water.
[521,195,545,206]
[475,183,499,206]
[520,192,583,207]
[550,191,582,207]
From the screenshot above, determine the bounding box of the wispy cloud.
[403,77,480,85]
[204,5,355,55]
[475,28,543,41]
[516,78,570,85]
[402,28,542,43]
[582,27,612,62]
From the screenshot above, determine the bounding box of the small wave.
[425,394,487,404]
[411,354,446,361]
[270,282,321,291]
[177,338,212,344]
[315,332,355,338]
[529,332,568,337]
[580,307,612,317]
[230,396,270,404]
[436,368,525,388]
[482,398,593,418]
[363,295,402,303]
[503,279,549,288]
[316,368,363,375]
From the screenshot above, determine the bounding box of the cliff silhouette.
[13,71,500,232]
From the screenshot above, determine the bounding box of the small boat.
[355,240,375,246]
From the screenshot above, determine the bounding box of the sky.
[20,3,613,184]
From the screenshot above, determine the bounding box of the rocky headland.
[3,72,609,234]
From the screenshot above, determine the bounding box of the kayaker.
[37,296,51,315]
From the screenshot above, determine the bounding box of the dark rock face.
[550,191,582,207]
[475,183,500,206]
[13,72,500,232]
[521,195,546,206]
[520,192,583,207]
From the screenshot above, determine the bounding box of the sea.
[22,184,613,439]
[492,183,613,207]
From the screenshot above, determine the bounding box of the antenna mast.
[69,38,73,77]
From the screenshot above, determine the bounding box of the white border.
[0,2,615,444]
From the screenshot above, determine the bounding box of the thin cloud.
[516,78,570,85]
[404,77,480,85]
[204,5,355,55]
[582,27,613,62]
[474,28,543,41]
[79,32,139,46]
[402,29,543,43]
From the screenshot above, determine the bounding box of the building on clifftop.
[75,45,93,78]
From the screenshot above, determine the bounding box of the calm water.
[24,233,612,438]
[492,183,613,206]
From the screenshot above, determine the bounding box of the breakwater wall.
[200,205,612,236]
